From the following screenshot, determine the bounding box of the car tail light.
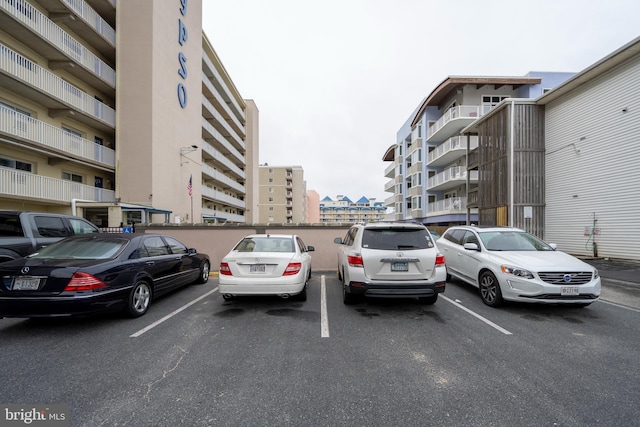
[219,262,232,276]
[283,262,302,276]
[435,253,445,266]
[348,255,364,267]
[63,272,107,291]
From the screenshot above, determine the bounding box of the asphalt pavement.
[582,257,640,285]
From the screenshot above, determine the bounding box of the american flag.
[187,175,192,197]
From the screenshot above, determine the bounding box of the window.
[34,216,68,238]
[142,237,170,257]
[0,156,32,172]
[164,236,188,254]
[68,218,99,234]
[62,172,83,183]
[481,95,509,113]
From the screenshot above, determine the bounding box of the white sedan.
[437,226,601,307]
[218,234,314,301]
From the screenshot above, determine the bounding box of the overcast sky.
[202,0,639,202]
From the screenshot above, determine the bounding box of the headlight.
[594,269,599,279]
[501,265,534,279]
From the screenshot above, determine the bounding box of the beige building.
[0,0,257,226]
[306,190,320,223]
[258,165,307,224]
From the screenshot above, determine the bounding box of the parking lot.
[1,273,639,426]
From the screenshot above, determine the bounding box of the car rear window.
[234,237,294,253]
[0,214,24,237]
[362,228,433,250]
[30,237,128,259]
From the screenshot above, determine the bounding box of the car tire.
[222,294,234,301]
[479,271,504,307]
[295,285,308,301]
[125,280,151,318]
[195,260,210,284]
[419,294,438,305]
[343,283,358,305]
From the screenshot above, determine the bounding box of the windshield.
[479,231,553,251]
[362,228,433,250]
[30,237,128,259]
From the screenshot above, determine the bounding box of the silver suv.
[334,222,446,304]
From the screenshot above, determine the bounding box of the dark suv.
[334,222,446,304]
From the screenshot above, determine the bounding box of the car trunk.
[361,248,436,281]
[232,253,295,278]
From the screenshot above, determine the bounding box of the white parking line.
[130,287,219,338]
[441,295,513,335]
[599,299,640,313]
[321,275,330,337]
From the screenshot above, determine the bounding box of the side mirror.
[307,246,315,252]
[188,248,197,254]
[463,243,480,251]
[548,243,558,251]
[333,237,343,244]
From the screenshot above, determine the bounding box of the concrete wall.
[137,224,352,272]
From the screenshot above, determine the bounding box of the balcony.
[0,105,115,168]
[427,105,485,142]
[467,148,479,170]
[201,94,245,152]
[201,138,245,181]
[202,207,246,223]
[202,186,246,210]
[427,167,478,191]
[0,0,116,92]
[202,118,245,165]
[427,135,478,167]
[427,197,473,216]
[202,163,244,193]
[202,54,245,128]
[0,166,115,203]
[32,0,116,62]
[384,161,395,178]
[384,178,395,193]
[0,44,115,132]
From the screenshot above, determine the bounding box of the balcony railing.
[1,0,116,86]
[427,105,489,142]
[201,186,246,210]
[60,0,116,45]
[427,197,470,216]
[0,166,115,203]
[201,138,245,180]
[202,118,244,165]
[427,135,478,166]
[202,207,246,223]
[0,105,115,168]
[427,167,478,191]
[202,163,244,193]
[0,44,116,127]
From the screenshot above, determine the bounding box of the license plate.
[250,264,266,274]
[391,262,408,272]
[561,286,579,296]
[13,277,41,291]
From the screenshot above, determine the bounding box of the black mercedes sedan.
[0,233,210,319]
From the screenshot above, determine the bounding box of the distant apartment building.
[383,72,573,226]
[258,165,307,223]
[306,190,320,223]
[0,0,257,226]
[320,195,386,223]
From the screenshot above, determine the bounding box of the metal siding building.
[543,41,640,259]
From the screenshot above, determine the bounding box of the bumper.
[501,277,601,304]
[0,288,131,318]
[346,280,446,298]
[218,275,306,296]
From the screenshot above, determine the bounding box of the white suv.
[334,222,446,304]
